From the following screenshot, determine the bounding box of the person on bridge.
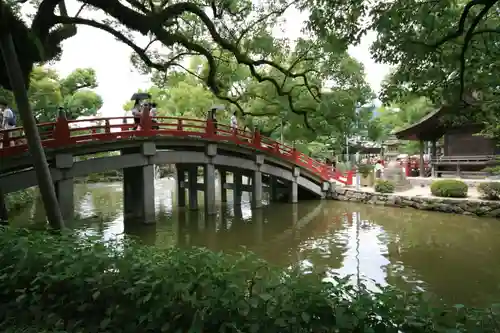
[150,102,159,130]
[230,111,238,134]
[131,100,142,130]
[0,100,16,147]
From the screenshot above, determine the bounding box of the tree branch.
[51,0,320,127]
[427,0,491,48]
[456,1,496,101]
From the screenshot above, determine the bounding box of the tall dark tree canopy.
[303,0,499,111]
[0,0,356,125]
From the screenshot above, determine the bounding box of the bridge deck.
[0,115,354,185]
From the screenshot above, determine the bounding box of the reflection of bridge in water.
[123,201,344,267]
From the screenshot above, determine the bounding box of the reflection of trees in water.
[172,202,351,274]
[344,202,500,307]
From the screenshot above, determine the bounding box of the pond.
[11,176,500,308]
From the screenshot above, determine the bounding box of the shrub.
[357,163,374,177]
[477,182,500,200]
[0,228,499,332]
[5,188,35,212]
[430,179,468,198]
[374,180,395,193]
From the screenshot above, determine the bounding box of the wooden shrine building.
[393,105,498,178]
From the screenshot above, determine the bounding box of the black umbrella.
[130,92,151,101]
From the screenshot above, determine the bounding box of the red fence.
[0,113,355,185]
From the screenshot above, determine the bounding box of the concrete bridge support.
[176,166,186,207]
[204,163,216,215]
[123,165,155,223]
[251,154,264,208]
[54,154,75,221]
[233,171,243,205]
[289,167,299,203]
[219,170,227,203]
[204,144,217,215]
[270,176,279,202]
[122,143,156,223]
[187,167,198,210]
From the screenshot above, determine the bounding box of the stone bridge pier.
[174,143,303,215]
[9,141,328,225]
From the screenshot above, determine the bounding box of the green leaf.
[275,318,287,327]
[250,323,260,333]
[100,318,111,330]
[16,294,26,303]
[92,290,100,300]
[301,312,311,323]
[188,309,204,333]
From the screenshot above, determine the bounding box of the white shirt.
[150,108,157,117]
[131,106,141,117]
[2,108,14,129]
[230,115,237,128]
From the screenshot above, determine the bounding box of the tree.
[304,0,499,100]
[1,0,378,226]
[144,37,373,154]
[304,0,500,134]
[0,66,103,122]
[370,97,434,154]
[0,0,327,229]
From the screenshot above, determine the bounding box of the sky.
[51,4,391,117]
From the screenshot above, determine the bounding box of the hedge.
[0,228,499,332]
[5,188,36,212]
[374,180,395,193]
[430,179,468,198]
[477,182,500,200]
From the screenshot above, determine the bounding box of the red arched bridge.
[0,113,354,222]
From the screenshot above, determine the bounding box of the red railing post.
[141,107,152,132]
[105,119,111,134]
[273,142,279,154]
[177,119,183,131]
[206,119,214,137]
[53,112,70,144]
[1,129,10,147]
[404,160,410,177]
[346,169,355,186]
[291,148,298,161]
[252,129,261,148]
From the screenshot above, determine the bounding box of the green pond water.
[11,176,500,308]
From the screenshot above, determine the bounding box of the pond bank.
[331,187,500,218]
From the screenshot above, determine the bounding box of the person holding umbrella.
[129,92,151,130]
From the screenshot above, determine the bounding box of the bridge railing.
[0,113,355,185]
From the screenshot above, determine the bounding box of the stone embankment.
[330,187,500,218]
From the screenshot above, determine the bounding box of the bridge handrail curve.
[0,113,354,185]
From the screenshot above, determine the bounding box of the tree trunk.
[0,33,64,229]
